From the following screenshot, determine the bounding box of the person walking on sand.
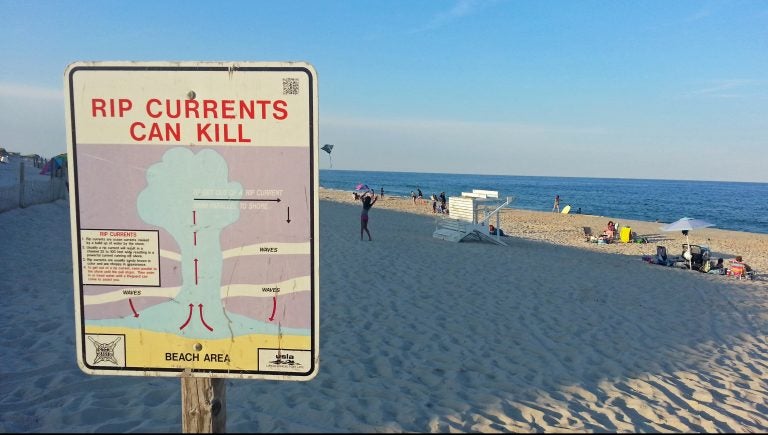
[360,193,378,241]
[552,194,560,213]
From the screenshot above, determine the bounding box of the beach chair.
[682,244,710,271]
[698,246,712,271]
[583,226,593,242]
[727,261,755,280]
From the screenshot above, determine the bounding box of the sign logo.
[259,348,312,372]
[269,351,300,366]
[85,334,126,367]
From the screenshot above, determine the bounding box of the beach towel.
[620,227,632,243]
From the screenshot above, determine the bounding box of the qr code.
[283,78,299,95]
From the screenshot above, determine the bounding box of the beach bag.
[700,260,711,273]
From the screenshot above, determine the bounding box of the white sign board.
[64,61,319,380]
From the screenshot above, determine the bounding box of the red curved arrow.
[128,299,139,318]
[268,296,277,321]
[199,304,213,331]
[179,304,194,330]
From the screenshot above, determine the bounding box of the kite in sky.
[321,144,333,168]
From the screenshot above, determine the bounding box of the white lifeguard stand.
[432,189,515,246]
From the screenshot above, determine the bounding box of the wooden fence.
[0,160,68,213]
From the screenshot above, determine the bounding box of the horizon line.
[319,168,768,185]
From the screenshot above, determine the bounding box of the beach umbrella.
[321,144,333,168]
[660,217,715,269]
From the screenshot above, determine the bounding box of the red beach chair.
[727,262,754,280]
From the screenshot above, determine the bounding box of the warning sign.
[65,61,319,380]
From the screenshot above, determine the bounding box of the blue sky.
[1,0,766,182]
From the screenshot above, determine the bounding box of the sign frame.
[65,61,319,380]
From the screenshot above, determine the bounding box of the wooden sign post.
[181,377,226,433]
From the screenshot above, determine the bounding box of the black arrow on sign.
[193,198,281,202]
[287,206,291,223]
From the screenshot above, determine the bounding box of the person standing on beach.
[411,190,416,204]
[360,193,378,241]
[417,188,423,203]
[380,187,384,198]
[552,194,560,213]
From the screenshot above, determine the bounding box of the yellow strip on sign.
[84,326,310,371]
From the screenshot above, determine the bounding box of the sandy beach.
[321,188,768,274]
[1,193,767,432]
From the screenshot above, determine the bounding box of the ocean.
[319,170,768,235]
